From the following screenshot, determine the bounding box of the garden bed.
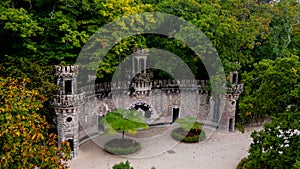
[104,138,141,155]
[171,127,206,143]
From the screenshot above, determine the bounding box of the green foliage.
[0,0,299,77]
[0,57,59,123]
[0,57,58,98]
[252,0,300,60]
[156,0,271,74]
[112,160,156,169]
[236,157,248,169]
[175,116,202,132]
[0,77,71,168]
[171,128,206,143]
[244,112,300,169]
[294,160,300,169]
[172,116,205,143]
[112,161,134,169]
[239,55,300,124]
[100,108,149,138]
[0,0,154,65]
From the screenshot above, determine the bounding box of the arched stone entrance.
[128,100,153,118]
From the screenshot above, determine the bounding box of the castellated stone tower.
[219,71,243,132]
[52,65,83,157]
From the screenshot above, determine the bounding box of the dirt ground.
[69,126,262,169]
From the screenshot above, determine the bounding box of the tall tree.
[243,111,300,169]
[252,0,300,61]
[0,77,71,168]
[0,0,153,65]
[239,55,300,124]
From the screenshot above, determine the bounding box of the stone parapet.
[55,65,78,77]
[78,79,210,97]
[53,93,85,107]
[226,83,243,95]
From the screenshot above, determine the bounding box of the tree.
[0,0,154,65]
[100,108,149,140]
[239,55,300,124]
[243,111,300,169]
[0,77,71,168]
[252,0,300,61]
[156,0,270,74]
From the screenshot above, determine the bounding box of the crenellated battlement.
[55,65,78,77]
[226,83,243,95]
[79,79,210,96]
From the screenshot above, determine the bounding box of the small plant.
[112,161,156,169]
[100,108,149,140]
[100,109,149,155]
[175,116,202,132]
[112,161,133,169]
[171,116,205,143]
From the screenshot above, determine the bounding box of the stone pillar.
[132,49,148,76]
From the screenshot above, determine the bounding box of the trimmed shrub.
[104,138,141,155]
[171,127,206,143]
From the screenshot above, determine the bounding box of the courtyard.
[69,126,261,169]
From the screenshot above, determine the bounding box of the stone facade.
[53,65,81,157]
[53,65,243,158]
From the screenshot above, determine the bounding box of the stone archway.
[128,100,153,118]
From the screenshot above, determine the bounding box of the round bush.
[171,128,206,143]
[104,138,141,155]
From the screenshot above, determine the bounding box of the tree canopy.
[1,0,300,167]
[243,112,300,169]
[0,77,71,168]
[100,108,149,139]
[239,55,300,124]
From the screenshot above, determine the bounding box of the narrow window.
[67,139,74,151]
[232,73,237,84]
[65,80,72,95]
[172,108,179,123]
[229,118,234,132]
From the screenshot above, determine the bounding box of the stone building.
[52,52,243,157]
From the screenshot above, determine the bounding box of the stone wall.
[53,65,243,158]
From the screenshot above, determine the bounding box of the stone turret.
[131,49,152,95]
[53,65,81,157]
[218,71,243,132]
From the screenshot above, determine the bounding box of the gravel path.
[69,126,262,169]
